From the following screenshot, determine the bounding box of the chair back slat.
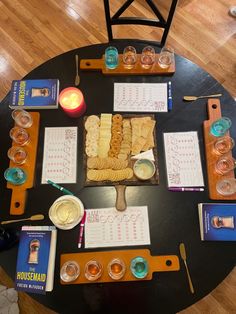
[103,0,178,46]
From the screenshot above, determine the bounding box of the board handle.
[151,255,180,272]
[80,59,103,71]
[9,188,27,215]
[207,98,222,122]
[115,185,127,211]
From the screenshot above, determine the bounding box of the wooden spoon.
[183,93,222,101]
[1,214,45,225]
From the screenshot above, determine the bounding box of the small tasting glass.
[105,46,119,70]
[84,260,103,281]
[9,127,30,146]
[11,109,33,128]
[7,146,27,165]
[122,46,137,69]
[216,178,236,196]
[158,46,174,69]
[215,155,236,175]
[213,136,235,155]
[140,46,155,69]
[130,256,148,279]
[210,117,232,137]
[107,258,126,280]
[4,167,27,185]
[60,261,80,282]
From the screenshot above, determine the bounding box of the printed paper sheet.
[85,206,150,248]
[114,83,167,112]
[41,127,77,184]
[163,131,204,187]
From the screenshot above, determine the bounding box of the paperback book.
[15,226,57,294]
[198,203,236,241]
[9,79,59,109]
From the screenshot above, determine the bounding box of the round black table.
[0,42,236,314]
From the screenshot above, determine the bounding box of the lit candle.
[59,87,86,118]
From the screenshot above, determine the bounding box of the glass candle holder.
[107,258,126,280]
[158,46,174,69]
[59,87,87,118]
[210,117,232,137]
[105,46,119,69]
[84,260,103,281]
[122,46,137,69]
[213,136,235,155]
[216,178,236,196]
[4,167,27,185]
[130,256,148,279]
[60,261,80,282]
[11,109,33,128]
[140,46,155,69]
[215,156,236,175]
[7,146,27,164]
[9,127,30,146]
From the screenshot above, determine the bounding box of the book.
[15,226,57,294]
[198,203,236,241]
[9,79,59,109]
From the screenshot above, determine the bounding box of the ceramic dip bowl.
[133,159,156,180]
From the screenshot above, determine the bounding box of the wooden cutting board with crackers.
[84,113,159,210]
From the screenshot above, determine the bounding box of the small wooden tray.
[80,54,175,75]
[203,99,236,200]
[60,249,180,285]
[7,112,40,215]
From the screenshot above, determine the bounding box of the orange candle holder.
[59,87,86,118]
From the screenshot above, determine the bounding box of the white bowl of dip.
[49,195,84,230]
[133,159,156,180]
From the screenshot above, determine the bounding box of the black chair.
[103,0,178,46]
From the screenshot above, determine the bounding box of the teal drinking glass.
[130,256,148,279]
[105,46,118,69]
[4,167,27,185]
[210,117,232,137]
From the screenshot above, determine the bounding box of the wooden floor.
[0,0,236,312]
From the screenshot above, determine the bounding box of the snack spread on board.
[85,113,156,182]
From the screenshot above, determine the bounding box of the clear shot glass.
[210,117,232,137]
[9,127,30,146]
[7,146,28,164]
[216,178,236,196]
[122,46,137,69]
[107,258,126,280]
[11,109,33,128]
[105,46,119,69]
[158,46,174,69]
[60,261,80,282]
[84,260,103,281]
[130,256,148,279]
[213,136,235,155]
[4,167,27,185]
[140,46,155,69]
[215,155,236,175]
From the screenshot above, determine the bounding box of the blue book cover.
[15,226,57,294]
[9,79,59,109]
[198,203,236,241]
